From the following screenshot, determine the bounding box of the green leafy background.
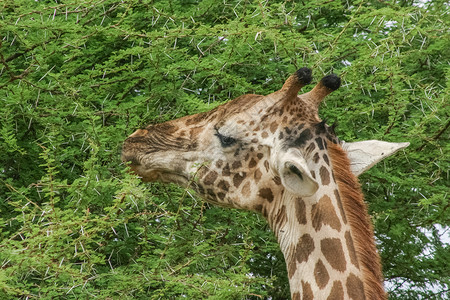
[0,0,448,299]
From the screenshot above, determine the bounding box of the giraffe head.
[122,67,409,298]
[122,67,405,211]
[123,68,330,207]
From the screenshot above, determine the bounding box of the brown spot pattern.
[334,189,347,224]
[296,234,315,264]
[264,160,270,171]
[216,159,223,168]
[288,259,297,280]
[232,161,242,169]
[217,180,230,191]
[272,176,282,185]
[292,292,300,300]
[327,281,344,300]
[302,281,314,300]
[320,166,330,185]
[345,231,359,268]
[321,238,347,272]
[346,273,366,300]
[270,121,278,133]
[254,169,262,183]
[295,198,307,225]
[222,163,230,176]
[311,195,342,232]
[314,259,330,289]
[233,173,246,188]
[258,188,274,202]
[306,142,316,153]
[206,188,215,198]
[313,153,320,163]
[248,158,257,168]
[203,171,218,185]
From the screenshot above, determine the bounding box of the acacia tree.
[0,0,448,299]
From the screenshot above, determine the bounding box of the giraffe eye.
[215,130,237,148]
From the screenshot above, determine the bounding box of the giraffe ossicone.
[122,67,409,299]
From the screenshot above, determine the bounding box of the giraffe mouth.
[127,164,191,185]
[121,144,192,185]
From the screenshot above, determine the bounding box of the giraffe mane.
[327,141,387,300]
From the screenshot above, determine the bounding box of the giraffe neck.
[327,142,386,300]
[266,142,386,299]
[268,187,365,299]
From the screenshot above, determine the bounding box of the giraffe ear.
[343,140,410,176]
[277,149,319,198]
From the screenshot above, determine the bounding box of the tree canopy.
[0,0,448,299]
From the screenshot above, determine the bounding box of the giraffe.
[121,67,409,299]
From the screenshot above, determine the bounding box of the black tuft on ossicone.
[296,67,313,85]
[330,121,338,134]
[321,74,341,91]
[315,119,328,135]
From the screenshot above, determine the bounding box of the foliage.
[0,0,448,299]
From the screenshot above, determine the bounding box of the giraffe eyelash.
[214,128,238,148]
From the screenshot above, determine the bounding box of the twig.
[416,119,450,151]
